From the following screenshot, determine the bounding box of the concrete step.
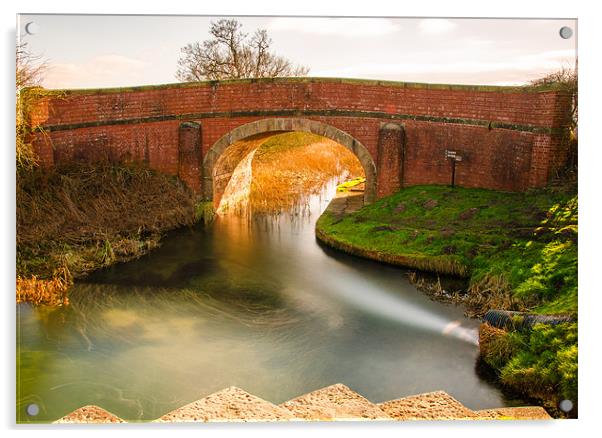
[280,383,390,421]
[474,406,552,420]
[154,386,295,423]
[52,385,552,423]
[331,192,364,215]
[54,405,125,424]
[377,390,478,420]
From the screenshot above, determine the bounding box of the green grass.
[317,184,577,414]
[500,322,578,403]
[317,184,576,315]
[194,201,216,224]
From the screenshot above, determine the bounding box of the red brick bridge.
[28,77,572,205]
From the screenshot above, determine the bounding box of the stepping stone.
[53,405,125,424]
[155,386,295,422]
[474,406,552,420]
[378,391,477,420]
[280,383,390,421]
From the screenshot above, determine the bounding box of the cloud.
[418,19,458,35]
[312,49,576,84]
[267,17,401,37]
[43,55,149,89]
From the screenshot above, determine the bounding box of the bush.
[496,323,578,404]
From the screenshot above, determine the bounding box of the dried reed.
[249,134,364,214]
[17,163,196,304]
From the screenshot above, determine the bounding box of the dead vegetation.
[407,271,530,318]
[249,132,364,214]
[478,323,515,366]
[463,274,531,317]
[17,163,196,305]
[16,272,71,306]
[16,42,48,173]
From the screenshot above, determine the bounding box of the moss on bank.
[317,184,576,315]
[479,321,578,417]
[17,163,196,305]
[316,184,577,414]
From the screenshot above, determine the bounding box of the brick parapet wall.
[27,78,573,198]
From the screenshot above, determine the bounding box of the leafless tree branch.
[176,19,309,81]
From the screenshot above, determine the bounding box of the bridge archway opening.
[203,119,377,213]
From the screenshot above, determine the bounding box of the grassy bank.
[17,163,196,305]
[316,184,577,414]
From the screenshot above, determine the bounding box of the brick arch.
[202,118,377,205]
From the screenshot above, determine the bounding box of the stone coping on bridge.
[51,384,552,423]
[24,76,566,96]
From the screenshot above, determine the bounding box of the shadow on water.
[16,181,524,423]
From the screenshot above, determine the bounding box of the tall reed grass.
[17,163,196,305]
[248,132,364,214]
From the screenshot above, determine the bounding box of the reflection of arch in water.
[202,118,377,207]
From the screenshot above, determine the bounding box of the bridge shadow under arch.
[202,118,377,207]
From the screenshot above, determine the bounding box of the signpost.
[445,150,463,188]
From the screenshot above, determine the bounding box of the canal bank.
[315,184,578,417]
[16,163,199,305]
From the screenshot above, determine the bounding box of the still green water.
[16,185,520,423]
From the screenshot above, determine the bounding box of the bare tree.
[16,41,46,90]
[16,42,47,171]
[176,19,309,81]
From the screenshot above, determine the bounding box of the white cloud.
[267,17,401,37]
[43,55,149,89]
[418,19,458,35]
[312,49,576,84]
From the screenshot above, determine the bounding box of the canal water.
[16,183,520,423]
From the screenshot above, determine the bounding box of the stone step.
[51,385,552,423]
[54,405,125,423]
[280,383,390,421]
[377,390,478,420]
[474,406,552,420]
[154,386,296,423]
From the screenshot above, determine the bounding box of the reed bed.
[16,274,70,306]
[17,163,196,305]
[249,132,364,214]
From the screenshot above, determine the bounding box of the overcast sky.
[18,15,577,89]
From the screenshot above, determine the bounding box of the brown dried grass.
[16,272,71,306]
[17,162,196,304]
[477,322,521,372]
[407,271,529,318]
[249,133,364,214]
[464,274,531,317]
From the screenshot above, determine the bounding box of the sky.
[17,15,577,89]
